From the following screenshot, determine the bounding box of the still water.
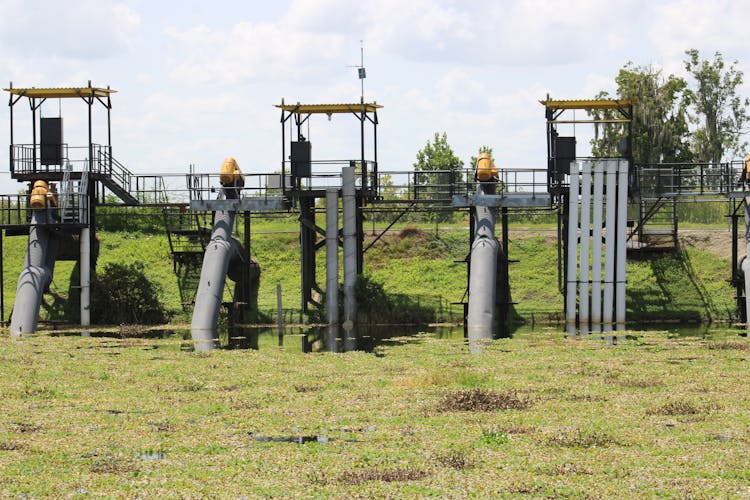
[44,322,748,352]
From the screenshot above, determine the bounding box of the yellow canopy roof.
[275,102,382,114]
[4,87,116,99]
[540,99,636,110]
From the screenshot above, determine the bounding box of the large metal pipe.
[602,160,617,332]
[342,167,357,339]
[566,161,579,336]
[615,159,628,330]
[742,176,750,333]
[467,182,499,345]
[326,188,340,351]
[190,207,236,349]
[10,210,55,336]
[591,161,604,333]
[578,161,592,335]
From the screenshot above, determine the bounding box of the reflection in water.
[45,322,743,353]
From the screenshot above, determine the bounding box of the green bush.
[91,262,169,324]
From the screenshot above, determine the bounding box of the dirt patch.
[647,399,721,416]
[679,229,735,260]
[340,467,428,485]
[397,226,427,239]
[438,388,532,412]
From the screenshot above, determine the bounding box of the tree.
[684,49,749,164]
[414,132,464,190]
[590,63,692,164]
[413,132,464,222]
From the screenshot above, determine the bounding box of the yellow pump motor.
[476,152,498,182]
[219,157,245,188]
[29,180,56,209]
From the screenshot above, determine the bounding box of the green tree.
[414,132,464,191]
[590,63,691,164]
[684,49,749,163]
[413,132,464,222]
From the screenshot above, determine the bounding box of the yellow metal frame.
[3,87,116,99]
[540,99,637,110]
[274,102,382,114]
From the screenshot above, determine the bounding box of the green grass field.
[0,328,748,497]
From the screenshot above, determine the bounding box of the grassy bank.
[0,329,748,496]
[0,216,740,326]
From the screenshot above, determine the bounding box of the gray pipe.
[326,188,340,351]
[190,207,237,348]
[742,192,750,334]
[342,167,357,339]
[10,210,56,337]
[467,183,499,347]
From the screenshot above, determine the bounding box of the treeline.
[590,49,749,166]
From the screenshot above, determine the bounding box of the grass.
[0,328,749,496]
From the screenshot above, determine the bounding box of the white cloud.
[649,0,750,59]
[165,20,346,86]
[0,0,140,59]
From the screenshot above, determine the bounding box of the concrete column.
[565,161,580,336]
[80,226,91,332]
[578,161,592,335]
[615,159,628,331]
[603,160,617,332]
[591,161,604,334]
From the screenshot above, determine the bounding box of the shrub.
[91,262,168,325]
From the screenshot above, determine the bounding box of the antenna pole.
[360,40,364,102]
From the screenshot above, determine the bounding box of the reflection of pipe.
[10,209,56,336]
[467,182,499,345]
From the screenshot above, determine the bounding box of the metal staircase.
[630,195,677,248]
[95,149,140,205]
[163,207,212,309]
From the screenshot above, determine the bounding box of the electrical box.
[40,117,64,166]
[554,136,576,175]
[291,141,311,177]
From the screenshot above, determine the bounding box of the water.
[44,322,747,352]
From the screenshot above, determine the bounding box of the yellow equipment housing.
[476,152,498,182]
[29,180,57,209]
[219,157,245,187]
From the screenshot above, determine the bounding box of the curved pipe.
[743,190,750,333]
[467,182,499,347]
[10,210,56,337]
[190,207,242,348]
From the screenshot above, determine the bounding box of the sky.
[0,0,749,194]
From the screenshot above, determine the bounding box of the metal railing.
[637,162,742,198]
[0,191,89,227]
